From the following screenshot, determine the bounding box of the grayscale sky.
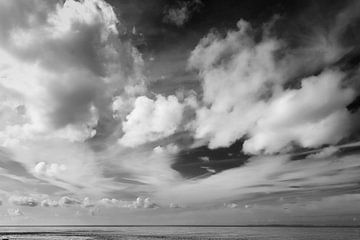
[0,0,360,225]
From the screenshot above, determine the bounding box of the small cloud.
[98,198,122,207]
[224,203,239,208]
[40,199,59,207]
[132,197,159,209]
[7,208,24,217]
[9,196,38,207]
[163,0,202,27]
[98,197,159,209]
[34,161,67,178]
[201,166,216,174]
[81,197,95,208]
[59,196,81,207]
[153,144,179,154]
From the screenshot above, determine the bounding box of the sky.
[0,0,360,225]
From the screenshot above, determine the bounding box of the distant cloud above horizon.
[0,0,360,225]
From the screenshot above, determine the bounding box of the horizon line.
[0,224,359,228]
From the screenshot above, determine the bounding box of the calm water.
[0,226,359,240]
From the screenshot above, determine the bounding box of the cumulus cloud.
[243,70,355,154]
[153,144,179,154]
[189,17,359,153]
[40,199,59,207]
[98,196,158,209]
[119,95,185,147]
[82,197,95,208]
[189,20,283,149]
[0,0,145,146]
[9,195,39,207]
[163,0,202,27]
[7,208,24,217]
[34,161,67,178]
[59,196,81,207]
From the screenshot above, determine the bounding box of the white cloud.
[7,208,24,217]
[34,162,67,178]
[224,203,239,208]
[153,144,179,155]
[133,196,158,209]
[98,196,158,209]
[13,140,119,196]
[59,196,81,207]
[119,95,185,147]
[9,195,39,207]
[40,199,59,207]
[189,19,357,153]
[189,20,283,149]
[0,0,145,146]
[82,197,95,208]
[243,70,355,154]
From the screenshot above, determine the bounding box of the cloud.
[0,0,145,146]
[98,196,159,209]
[14,140,118,195]
[189,20,284,149]
[9,195,39,207]
[59,196,81,207]
[224,203,239,209]
[189,17,359,153]
[307,146,339,159]
[82,197,95,208]
[7,208,24,217]
[119,95,185,147]
[153,144,179,155]
[155,150,360,206]
[40,199,59,207]
[133,196,158,209]
[34,162,67,178]
[163,0,202,27]
[243,70,355,154]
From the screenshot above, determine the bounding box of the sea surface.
[0,226,359,240]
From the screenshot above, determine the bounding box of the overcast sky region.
[1,0,360,225]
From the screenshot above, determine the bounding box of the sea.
[0,226,359,240]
